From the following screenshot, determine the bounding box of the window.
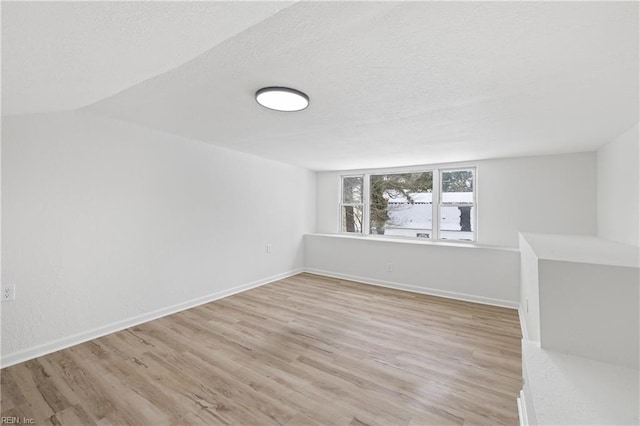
[369,172,433,238]
[340,167,476,241]
[439,168,475,241]
[341,175,364,233]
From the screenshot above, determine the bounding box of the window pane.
[440,206,475,241]
[441,169,474,204]
[342,205,363,233]
[379,202,433,237]
[369,172,433,236]
[342,176,363,204]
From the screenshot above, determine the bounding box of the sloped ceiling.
[1,1,294,115]
[3,1,638,171]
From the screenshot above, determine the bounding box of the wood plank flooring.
[1,273,522,425]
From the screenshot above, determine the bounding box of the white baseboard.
[0,268,303,369]
[303,268,519,309]
[517,390,528,426]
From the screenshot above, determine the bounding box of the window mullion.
[433,169,440,240]
[363,174,371,235]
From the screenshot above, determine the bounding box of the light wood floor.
[1,273,522,425]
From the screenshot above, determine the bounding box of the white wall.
[316,152,597,248]
[1,111,316,365]
[539,259,639,369]
[305,234,520,307]
[598,123,640,247]
[519,232,639,368]
[519,234,539,341]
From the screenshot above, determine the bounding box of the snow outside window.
[369,172,433,238]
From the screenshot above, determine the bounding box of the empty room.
[1,1,639,425]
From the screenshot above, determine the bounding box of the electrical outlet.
[387,263,393,272]
[2,285,16,302]
[266,244,272,254]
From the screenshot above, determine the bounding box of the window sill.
[307,233,518,252]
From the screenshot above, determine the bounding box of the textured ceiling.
[1,1,293,115]
[3,2,639,171]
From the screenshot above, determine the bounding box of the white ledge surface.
[307,233,518,252]
[523,340,639,426]
[520,232,640,268]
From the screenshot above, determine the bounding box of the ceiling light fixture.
[255,87,309,112]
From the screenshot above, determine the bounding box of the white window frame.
[438,167,477,243]
[339,166,477,242]
[339,174,365,234]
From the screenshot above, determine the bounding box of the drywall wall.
[1,111,316,365]
[305,234,520,307]
[539,259,639,368]
[316,152,597,248]
[519,232,639,368]
[598,123,639,247]
[519,234,539,341]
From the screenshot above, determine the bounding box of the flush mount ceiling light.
[255,87,309,112]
